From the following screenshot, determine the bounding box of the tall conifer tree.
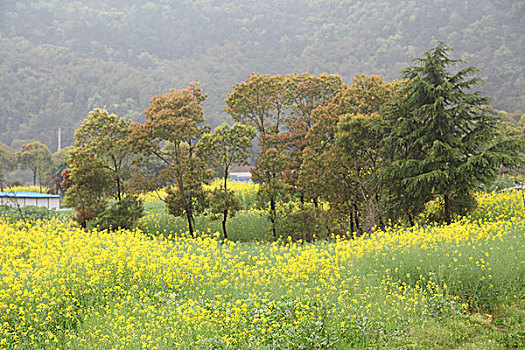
[383,42,521,224]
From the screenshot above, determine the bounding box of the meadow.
[0,187,524,349]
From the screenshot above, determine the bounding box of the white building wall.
[25,198,37,206]
[0,196,60,209]
[48,198,60,210]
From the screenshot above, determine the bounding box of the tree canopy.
[0,0,523,150]
[382,42,523,224]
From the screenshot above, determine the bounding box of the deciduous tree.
[335,74,396,230]
[279,73,344,199]
[198,122,256,239]
[252,147,289,238]
[225,73,286,153]
[62,149,110,227]
[0,142,17,191]
[20,141,51,191]
[74,108,133,200]
[130,83,211,237]
[299,74,395,233]
[65,108,144,229]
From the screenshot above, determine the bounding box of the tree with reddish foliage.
[61,150,109,228]
[129,82,211,237]
[299,74,395,234]
[225,73,287,153]
[279,73,343,200]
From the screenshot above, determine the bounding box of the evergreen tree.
[383,42,522,224]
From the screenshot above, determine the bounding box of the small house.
[229,166,252,182]
[0,191,61,210]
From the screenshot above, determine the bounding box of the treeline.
[0,141,68,193]
[60,44,524,239]
[1,0,523,150]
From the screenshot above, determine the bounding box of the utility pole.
[57,126,62,151]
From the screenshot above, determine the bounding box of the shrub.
[89,196,144,231]
[0,204,56,222]
[276,202,327,241]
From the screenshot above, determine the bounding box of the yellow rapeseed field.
[2,185,50,193]
[1,190,524,349]
[139,180,258,204]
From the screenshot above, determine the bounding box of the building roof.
[0,191,61,198]
[229,172,252,178]
[230,166,252,173]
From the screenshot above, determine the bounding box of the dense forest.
[1,0,524,151]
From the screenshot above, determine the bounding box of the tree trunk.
[270,196,277,238]
[176,169,194,238]
[444,194,451,225]
[222,209,228,240]
[407,210,415,227]
[116,175,122,201]
[350,208,355,237]
[186,208,195,238]
[353,203,361,235]
[375,193,385,229]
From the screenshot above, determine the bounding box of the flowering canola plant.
[0,190,524,349]
[140,180,258,206]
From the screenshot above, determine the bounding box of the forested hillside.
[1,0,523,151]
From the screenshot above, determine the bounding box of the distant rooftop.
[0,191,61,198]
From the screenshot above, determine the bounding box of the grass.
[386,303,525,349]
[137,207,271,242]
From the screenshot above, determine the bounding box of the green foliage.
[275,202,327,242]
[63,108,142,228]
[74,108,134,200]
[382,42,523,224]
[19,141,52,188]
[417,195,478,225]
[61,156,109,228]
[0,142,17,189]
[484,174,522,192]
[42,148,70,195]
[207,188,241,220]
[253,148,290,238]
[297,74,395,234]
[0,204,56,222]
[199,122,256,172]
[129,83,212,237]
[165,180,208,222]
[137,207,271,242]
[1,0,523,151]
[198,122,256,238]
[89,196,144,231]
